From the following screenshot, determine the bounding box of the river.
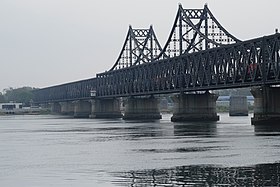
[0,113,279,186]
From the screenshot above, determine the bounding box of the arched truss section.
[156,4,241,60]
[109,25,165,71]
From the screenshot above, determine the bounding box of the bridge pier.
[73,100,91,118]
[171,92,219,122]
[50,102,61,114]
[90,98,123,118]
[229,96,248,116]
[123,96,162,120]
[251,86,280,125]
[59,102,74,115]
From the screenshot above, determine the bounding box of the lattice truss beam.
[110,4,241,71]
[156,4,241,59]
[33,78,96,103]
[97,34,280,97]
[110,25,165,71]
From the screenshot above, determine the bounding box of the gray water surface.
[0,114,279,186]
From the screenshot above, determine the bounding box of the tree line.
[0,87,38,107]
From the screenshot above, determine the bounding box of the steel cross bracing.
[155,4,241,60]
[96,34,280,98]
[110,4,241,71]
[33,78,96,103]
[109,25,165,71]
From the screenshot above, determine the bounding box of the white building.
[0,102,23,114]
[0,102,22,109]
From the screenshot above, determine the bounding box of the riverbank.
[0,108,50,115]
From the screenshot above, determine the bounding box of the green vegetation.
[0,92,5,103]
[216,105,229,113]
[1,87,38,107]
[214,88,252,96]
[216,103,254,113]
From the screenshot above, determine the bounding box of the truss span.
[96,34,280,98]
[33,78,96,103]
[33,4,278,104]
[109,4,241,71]
[109,25,165,71]
[155,4,241,60]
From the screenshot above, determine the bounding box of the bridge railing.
[96,33,280,98]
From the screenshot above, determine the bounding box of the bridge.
[34,4,280,125]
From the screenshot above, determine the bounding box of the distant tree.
[0,92,6,103]
[215,88,252,96]
[3,87,38,106]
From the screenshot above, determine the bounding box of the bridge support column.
[50,102,61,114]
[59,102,74,115]
[123,96,162,120]
[40,103,50,109]
[251,86,280,125]
[171,92,219,122]
[90,98,123,118]
[229,96,248,116]
[73,100,91,118]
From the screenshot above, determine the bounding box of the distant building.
[0,102,23,114]
[0,102,22,110]
[0,102,45,115]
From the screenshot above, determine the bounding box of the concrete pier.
[171,92,219,122]
[229,96,248,116]
[123,96,162,120]
[59,102,74,115]
[50,102,61,114]
[90,98,123,118]
[251,86,280,125]
[73,100,91,118]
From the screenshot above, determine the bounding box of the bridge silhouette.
[34,4,280,125]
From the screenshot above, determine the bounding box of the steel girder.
[96,34,280,98]
[33,78,96,103]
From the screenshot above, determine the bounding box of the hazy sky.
[0,0,279,91]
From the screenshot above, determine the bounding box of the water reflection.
[254,125,280,136]
[174,122,217,137]
[113,163,280,186]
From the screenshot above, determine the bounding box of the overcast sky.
[0,0,279,91]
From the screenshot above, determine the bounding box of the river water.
[0,113,279,186]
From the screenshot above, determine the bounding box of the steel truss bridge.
[34,4,280,103]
